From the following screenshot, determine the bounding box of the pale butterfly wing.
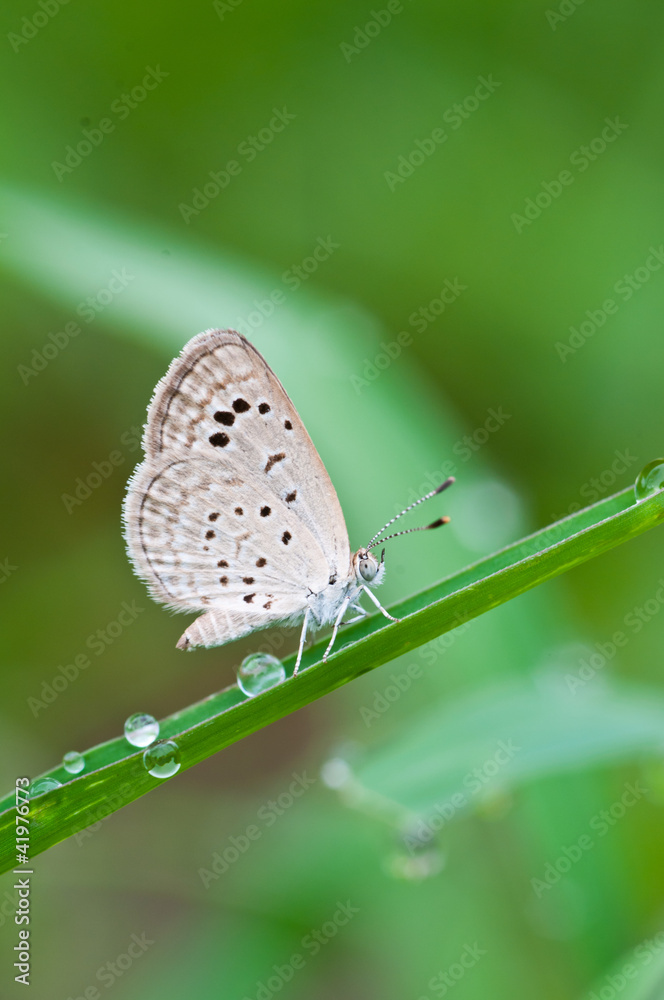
[123,329,352,649]
[126,455,328,627]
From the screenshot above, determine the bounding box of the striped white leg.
[293,607,311,676]
[361,585,400,622]
[322,596,351,663]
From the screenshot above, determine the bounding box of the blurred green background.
[2,1,664,997]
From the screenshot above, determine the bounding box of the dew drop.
[381,821,446,881]
[29,777,62,797]
[384,847,445,881]
[143,740,181,779]
[124,712,160,748]
[634,458,664,501]
[62,751,85,775]
[320,757,352,790]
[236,653,286,697]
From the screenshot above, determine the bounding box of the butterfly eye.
[359,558,377,582]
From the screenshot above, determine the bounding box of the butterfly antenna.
[365,476,455,551]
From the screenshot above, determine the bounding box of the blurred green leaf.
[349,678,664,820]
[581,931,664,1000]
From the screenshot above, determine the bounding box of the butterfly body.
[123,329,391,670]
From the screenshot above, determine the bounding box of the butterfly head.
[354,477,455,588]
[353,548,385,586]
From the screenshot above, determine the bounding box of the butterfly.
[123,329,453,674]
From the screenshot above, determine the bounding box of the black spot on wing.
[209,432,230,447]
[232,398,250,413]
[258,402,270,414]
[282,531,291,545]
[265,452,285,473]
[214,411,235,426]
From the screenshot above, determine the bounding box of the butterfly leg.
[360,585,400,623]
[322,596,351,663]
[341,603,368,626]
[293,607,311,677]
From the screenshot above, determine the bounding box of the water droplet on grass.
[143,740,181,778]
[124,713,160,747]
[29,777,61,797]
[634,459,664,501]
[236,653,286,697]
[62,751,84,775]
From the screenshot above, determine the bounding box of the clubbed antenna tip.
[365,478,454,551]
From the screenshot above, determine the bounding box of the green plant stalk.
[1,484,662,873]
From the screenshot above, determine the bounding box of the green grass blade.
[1,484,662,872]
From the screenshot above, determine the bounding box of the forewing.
[141,329,351,579]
